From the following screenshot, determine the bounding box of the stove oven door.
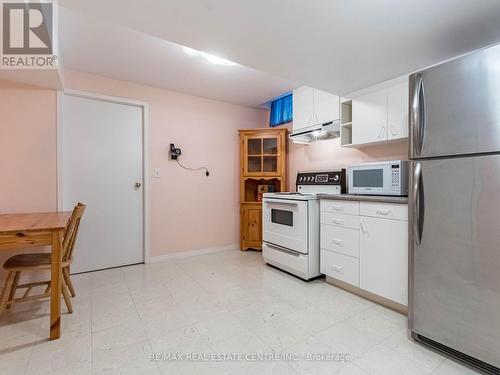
[263,198,308,254]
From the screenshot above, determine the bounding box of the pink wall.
[0,81,57,212]
[277,123,408,190]
[0,80,57,280]
[0,71,406,275]
[62,70,268,257]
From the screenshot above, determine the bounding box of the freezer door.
[409,155,500,367]
[409,43,500,159]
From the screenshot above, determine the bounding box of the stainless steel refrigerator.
[409,43,500,374]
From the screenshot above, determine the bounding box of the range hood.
[289,120,341,144]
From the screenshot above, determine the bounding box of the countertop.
[317,194,408,204]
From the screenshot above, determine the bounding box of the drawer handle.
[332,219,344,225]
[376,209,392,215]
[332,239,344,246]
[360,219,368,234]
[332,206,344,211]
[331,264,343,273]
[16,232,26,237]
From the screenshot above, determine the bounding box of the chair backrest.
[62,202,86,263]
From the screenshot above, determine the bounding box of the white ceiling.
[59,0,500,97]
[58,8,296,108]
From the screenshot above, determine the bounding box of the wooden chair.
[0,203,86,314]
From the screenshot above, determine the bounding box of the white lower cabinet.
[320,249,359,286]
[320,224,359,258]
[320,199,408,306]
[359,215,408,305]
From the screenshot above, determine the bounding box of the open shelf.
[243,178,282,203]
[341,100,352,123]
[341,126,352,146]
[340,99,353,146]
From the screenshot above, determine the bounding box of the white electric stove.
[262,170,346,280]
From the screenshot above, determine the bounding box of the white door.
[292,86,314,132]
[61,94,144,273]
[387,82,409,140]
[359,216,408,305]
[312,89,339,126]
[352,89,388,145]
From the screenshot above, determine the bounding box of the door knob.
[135,182,142,188]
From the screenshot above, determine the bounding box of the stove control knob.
[333,175,339,181]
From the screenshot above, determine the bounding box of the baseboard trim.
[148,244,239,263]
[325,275,408,315]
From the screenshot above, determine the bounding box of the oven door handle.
[264,199,299,206]
[265,242,301,257]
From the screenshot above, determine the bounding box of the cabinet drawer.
[321,200,359,215]
[360,202,408,221]
[320,249,359,286]
[321,225,359,258]
[320,212,360,229]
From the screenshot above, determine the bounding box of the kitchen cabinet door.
[360,216,408,305]
[242,134,283,177]
[313,89,339,126]
[352,89,388,145]
[241,204,262,250]
[387,82,409,140]
[292,86,314,132]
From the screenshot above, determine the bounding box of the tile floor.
[0,250,482,375]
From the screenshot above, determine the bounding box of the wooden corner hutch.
[238,128,288,251]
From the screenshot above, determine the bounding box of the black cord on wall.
[175,158,210,177]
[169,143,210,176]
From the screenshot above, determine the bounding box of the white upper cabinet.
[350,80,409,146]
[352,89,388,145]
[293,86,314,132]
[313,88,340,126]
[387,82,409,140]
[292,86,339,132]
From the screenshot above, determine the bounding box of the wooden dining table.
[0,211,72,340]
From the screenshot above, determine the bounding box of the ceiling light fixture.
[312,130,322,137]
[182,46,199,56]
[182,46,237,66]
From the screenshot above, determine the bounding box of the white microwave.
[348,160,409,196]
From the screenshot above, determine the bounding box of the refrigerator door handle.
[413,162,424,245]
[411,74,425,157]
